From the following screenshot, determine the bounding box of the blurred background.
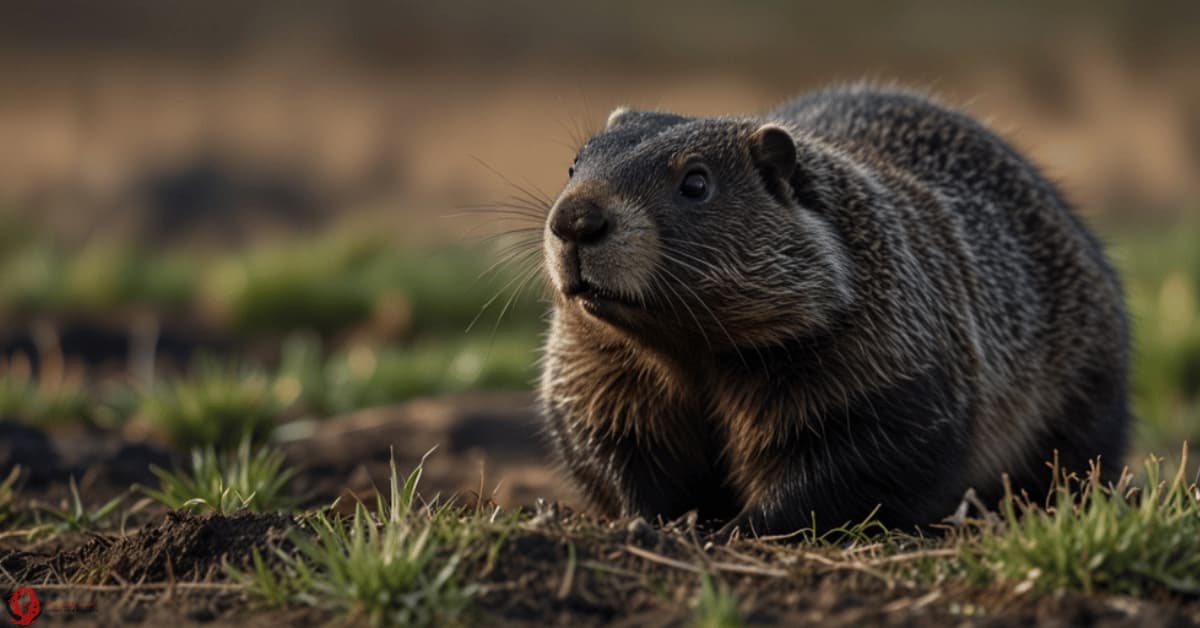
[0,1,1196,491]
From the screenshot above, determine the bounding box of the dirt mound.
[73,511,296,584]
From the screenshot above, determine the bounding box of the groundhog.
[537,83,1130,535]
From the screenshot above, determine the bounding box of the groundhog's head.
[543,108,852,353]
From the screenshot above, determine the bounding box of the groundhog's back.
[775,85,1130,493]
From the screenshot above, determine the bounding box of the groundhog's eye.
[679,170,708,200]
[568,156,578,178]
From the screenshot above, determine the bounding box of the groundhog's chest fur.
[537,84,1130,534]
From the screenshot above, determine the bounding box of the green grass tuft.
[229,449,513,627]
[140,440,297,514]
[42,476,126,532]
[962,446,1200,596]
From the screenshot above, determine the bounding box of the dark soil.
[468,511,1200,628]
[6,510,1199,627]
[4,511,295,585]
[2,511,299,627]
[78,511,295,583]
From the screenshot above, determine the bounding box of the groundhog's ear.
[605,108,690,132]
[750,125,797,178]
[605,107,635,130]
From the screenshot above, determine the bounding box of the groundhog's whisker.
[649,265,713,353]
[477,228,544,247]
[472,239,543,287]
[655,255,750,367]
[645,272,685,325]
[488,261,545,343]
[469,155,555,211]
[467,248,544,333]
[491,197,552,214]
[658,244,728,282]
[658,235,730,259]
[485,232,543,256]
[459,222,542,244]
[448,203,548,218]
[664,247,769,370]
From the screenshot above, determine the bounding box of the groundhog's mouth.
[569,282,638,320]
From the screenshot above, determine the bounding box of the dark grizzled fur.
[538,84,1131,534]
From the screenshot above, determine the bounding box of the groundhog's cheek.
[578,228,660,300]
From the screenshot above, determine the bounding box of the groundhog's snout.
[549,196,611,245]
[546,194,616,297]
[544,189,656,309]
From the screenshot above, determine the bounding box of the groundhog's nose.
[550,197,610,245]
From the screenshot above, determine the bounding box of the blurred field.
[0,221,545,436]
[0,215,1195,463]
[1110,224,1200,461]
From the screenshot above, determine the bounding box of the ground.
[3,392,1199,627]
